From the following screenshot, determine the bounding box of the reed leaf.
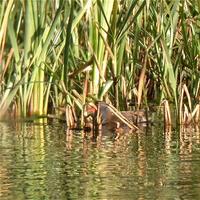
[0,0,14,48]
[98,80,113,100]
[137,56,147,109]
[117,0,146,42]
[63,0,74,88]
[161,39,177,107]
[7,20,20,64]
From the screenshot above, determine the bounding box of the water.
[1,120,200,200]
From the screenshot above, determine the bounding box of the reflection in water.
[1,121,200,199]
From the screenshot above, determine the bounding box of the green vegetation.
[0,0,200,123]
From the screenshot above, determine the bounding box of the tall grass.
[0,0,199,123]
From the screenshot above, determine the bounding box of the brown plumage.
[84,101,148,131]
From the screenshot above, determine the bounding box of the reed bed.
[0,0,199,127]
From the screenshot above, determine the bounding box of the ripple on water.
[1,122,200,199]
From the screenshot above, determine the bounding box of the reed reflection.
[0,155,10,198]
[164,129,172,155]
[2,121,200,200]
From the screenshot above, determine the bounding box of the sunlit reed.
[0,0,199,129]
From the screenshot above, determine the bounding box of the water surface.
[1,120,200,200]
